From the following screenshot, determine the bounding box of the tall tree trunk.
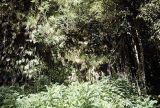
[131,28,146,94]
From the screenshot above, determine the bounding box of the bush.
[0,86,20,108]
[16,77,157,108]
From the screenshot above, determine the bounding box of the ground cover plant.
[15,77,157,108]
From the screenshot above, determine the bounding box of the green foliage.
[16,77,157,108]
[139,0,160,42]
[140,0,160,23]
[1,0,160,105]
[0,86,20,108]
[26,0,106,45]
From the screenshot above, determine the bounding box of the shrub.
[0,86,20,108]
[16,77,157,108]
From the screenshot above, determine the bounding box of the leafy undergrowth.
[0,77,157,108]
[14,77,157,108]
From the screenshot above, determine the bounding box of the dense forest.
[0,0,160,107]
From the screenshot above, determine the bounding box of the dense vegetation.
[0,77,157,108]
[0,0,160,107]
